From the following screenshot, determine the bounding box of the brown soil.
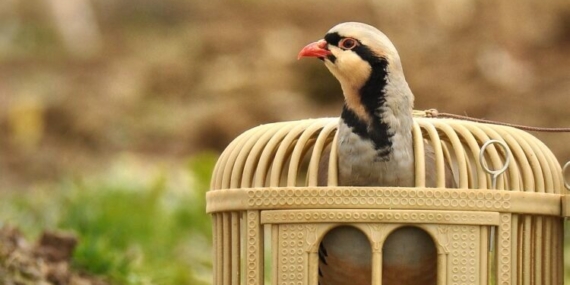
[0,226,108,285]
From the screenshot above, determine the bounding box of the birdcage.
[206,115,567,285]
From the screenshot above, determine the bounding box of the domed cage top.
[206,116,567,285]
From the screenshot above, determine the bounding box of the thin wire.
[422,109,570,133]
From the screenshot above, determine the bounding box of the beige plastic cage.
[206,116,569,285]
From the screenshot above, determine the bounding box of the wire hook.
[479,140,511,189]
[479,139,511,253]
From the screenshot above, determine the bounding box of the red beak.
[297,39,332,60]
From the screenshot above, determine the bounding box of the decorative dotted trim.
[206,187,561,216]
[498,213,511,285]
[449,225,479,284]
[247,188,511,210]
[261,210,499,226]
[279,225,306,285]
[247,211,260,285]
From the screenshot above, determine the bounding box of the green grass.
[3,152,570,284]
[0,152,217,285]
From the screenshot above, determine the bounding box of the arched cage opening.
[382,226,437,285]
[319,226,372,285]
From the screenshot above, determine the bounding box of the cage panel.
[208,117,565,285]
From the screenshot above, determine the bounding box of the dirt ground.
[0,226,107,285]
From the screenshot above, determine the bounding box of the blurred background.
[0,0,569,284]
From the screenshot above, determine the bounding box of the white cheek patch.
[324,48,373,122]
[335,50,372,89]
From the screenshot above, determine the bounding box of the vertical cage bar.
[522,216,531,285]
[212,215,219,285]
[511,215,519,285]
[480,226,488,285]
[216,214,224,285]
[498,213,512,285]
[223,213,232,285]
[554,218,563,285]
[534,216,543,285]
[412,121,426,187]
[231,212,241,285]
[272,225,279,285]
[436,251,446,285]
[371,249,382,285]
[246,210,263,285]
[308,248,319,285]
[543,218,551,285]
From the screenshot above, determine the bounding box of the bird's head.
[298,22,404,86]
[298,22,411,123]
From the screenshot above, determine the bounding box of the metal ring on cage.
[479,139,511,189]
[479,139,512,254]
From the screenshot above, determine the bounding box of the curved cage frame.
[207,117,566,285]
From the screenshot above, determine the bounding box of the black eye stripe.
[324,32,362,49]
[324,32,342,46]
[324,32,384,65]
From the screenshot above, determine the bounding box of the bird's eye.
[339,38,357,50]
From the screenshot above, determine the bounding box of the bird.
[298,22,453,285]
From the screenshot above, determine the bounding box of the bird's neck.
[340,62,414,159]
